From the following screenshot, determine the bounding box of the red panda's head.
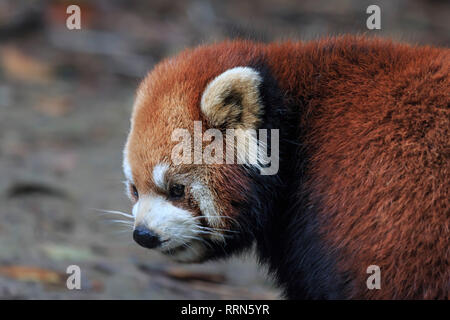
[123,42,284,262]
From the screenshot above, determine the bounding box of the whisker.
[182,242,199,255]
[191,215,238,220]
[179,235,203,242]
[195,225,240,234]
[91,208,133,219]
[194,230,223,236]
[105,219,134,226]
[191,215,241,228]
[167,225,234,241]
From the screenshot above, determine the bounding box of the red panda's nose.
[133,226,161,249]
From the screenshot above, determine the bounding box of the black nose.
[133,226,161,249]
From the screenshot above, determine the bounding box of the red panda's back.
[266,37,449,298]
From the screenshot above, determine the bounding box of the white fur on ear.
[201,67,263,129]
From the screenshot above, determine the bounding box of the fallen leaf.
[137,263,227,284]
[0,46,53,83]
[40,244,95,262]
[34,96,71,117]
[0,266,64,285]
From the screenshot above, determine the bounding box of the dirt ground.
[0,0,448,299]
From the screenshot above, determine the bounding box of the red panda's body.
[124,36,449,299]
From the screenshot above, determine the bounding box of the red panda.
[123,36,449,299]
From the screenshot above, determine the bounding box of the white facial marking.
[153,163,169,189]
[190,182,221,230]
[133,194,207,262]
[122,150,133,183]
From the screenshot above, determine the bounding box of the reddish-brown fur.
[128,36,449,298]
[265,38,449,299]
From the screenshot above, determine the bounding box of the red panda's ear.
[201,67,263,130]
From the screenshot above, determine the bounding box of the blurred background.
[0,0,448,299]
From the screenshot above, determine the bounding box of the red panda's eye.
[131,184,139,201]
[169,184,184,200]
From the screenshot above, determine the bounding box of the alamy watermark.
[171,121,279,175]
[66,265,81,290]
[366,5,381,30]
[366,265,381,290]
[67,5,381,31]
[66,5,81,30]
